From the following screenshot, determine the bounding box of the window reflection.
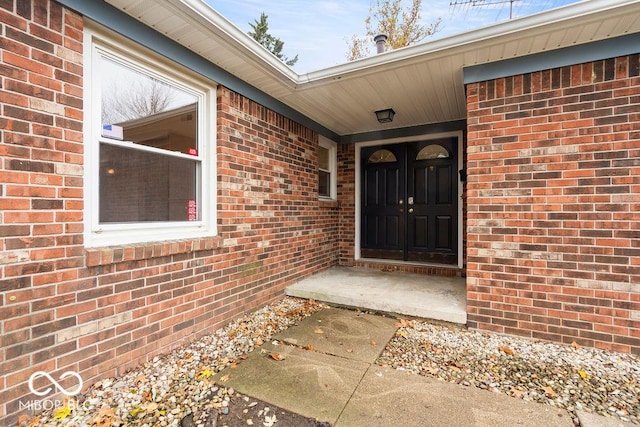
[416,144,449,160]
[100,57,198,155]
[368,149,397,163]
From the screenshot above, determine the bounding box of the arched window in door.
[368,149,397,163]
[416,144,449,160]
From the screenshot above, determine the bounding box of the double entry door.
[360,138,458,264]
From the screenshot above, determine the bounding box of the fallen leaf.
[314,328,324,334]
[220,374,230,382]
[370,340,376,346]
[53,406,71,421]
[511,388,527,398]
[129,407,143,417]
[255,338,264,346]
[396,319,414,328]
[572,341,580,350]
[90,406,117,427]
[230,362,239,369]
[542,386,557,398]
[247,419,254,425]
[396,330,408,338]
[345,348,354,353]
[499,345,514,355]
[425,366,439,375]
[305,344,315,351]
[578,370,589,379]
[264,414,277,427]
[19,415,40,427]
[270,353,286,361]
[196,368,213,379]
[239,354,250,360]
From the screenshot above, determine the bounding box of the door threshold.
[354,258,464,277]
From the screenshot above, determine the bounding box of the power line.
[449,0,520,19]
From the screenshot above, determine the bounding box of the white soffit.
[105,0,640,136]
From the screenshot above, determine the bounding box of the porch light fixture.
[375,108,395,123]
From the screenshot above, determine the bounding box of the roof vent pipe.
[374,34,387,54]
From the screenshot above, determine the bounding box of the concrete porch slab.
[286,267,467,324]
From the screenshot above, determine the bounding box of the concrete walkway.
[285,267,467,324]
[214,308,576,427]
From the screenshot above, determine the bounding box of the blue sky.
[205,0,582,73]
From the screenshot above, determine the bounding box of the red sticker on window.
[188,148,198,156]
[187,200,197,221]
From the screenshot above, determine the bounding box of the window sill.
[85,236,223,267]
[319,196,337,203]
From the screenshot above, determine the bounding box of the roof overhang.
[94,0,640,137]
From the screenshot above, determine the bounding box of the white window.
[84,25,216,247]
[318,137,337,200]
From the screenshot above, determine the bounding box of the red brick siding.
[466,54,640,354]
[0,1,338,423]
[337,143,355,265]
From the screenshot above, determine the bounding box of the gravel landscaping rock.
[21,298,639,426]
[377,319,640,426]
[22,298,326,427]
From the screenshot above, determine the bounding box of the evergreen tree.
[248,13,299,67]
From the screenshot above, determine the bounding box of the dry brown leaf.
[220,374,230,382]
[370,340,376,346]
[270,353,286,361]
[571,341,580,349]
[314,328,324,334]
[305,344,315,351]
[425,366,439,375]
[499,345,514,355]
[255,338,264,346]
[239,354,249,360]
[230,362,239,369]
[542,386,557,398]
[19,415,41,427]
[90,406,117,427]
[396,319,414,328]
[511,388,527,398]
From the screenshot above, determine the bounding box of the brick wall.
[337,143,355,265]
[0,1,338,423]
[466,54,640,354]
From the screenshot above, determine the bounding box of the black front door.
[361,138,458,264]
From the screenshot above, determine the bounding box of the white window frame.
[318,137,337,201]
[83,24,216,248]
